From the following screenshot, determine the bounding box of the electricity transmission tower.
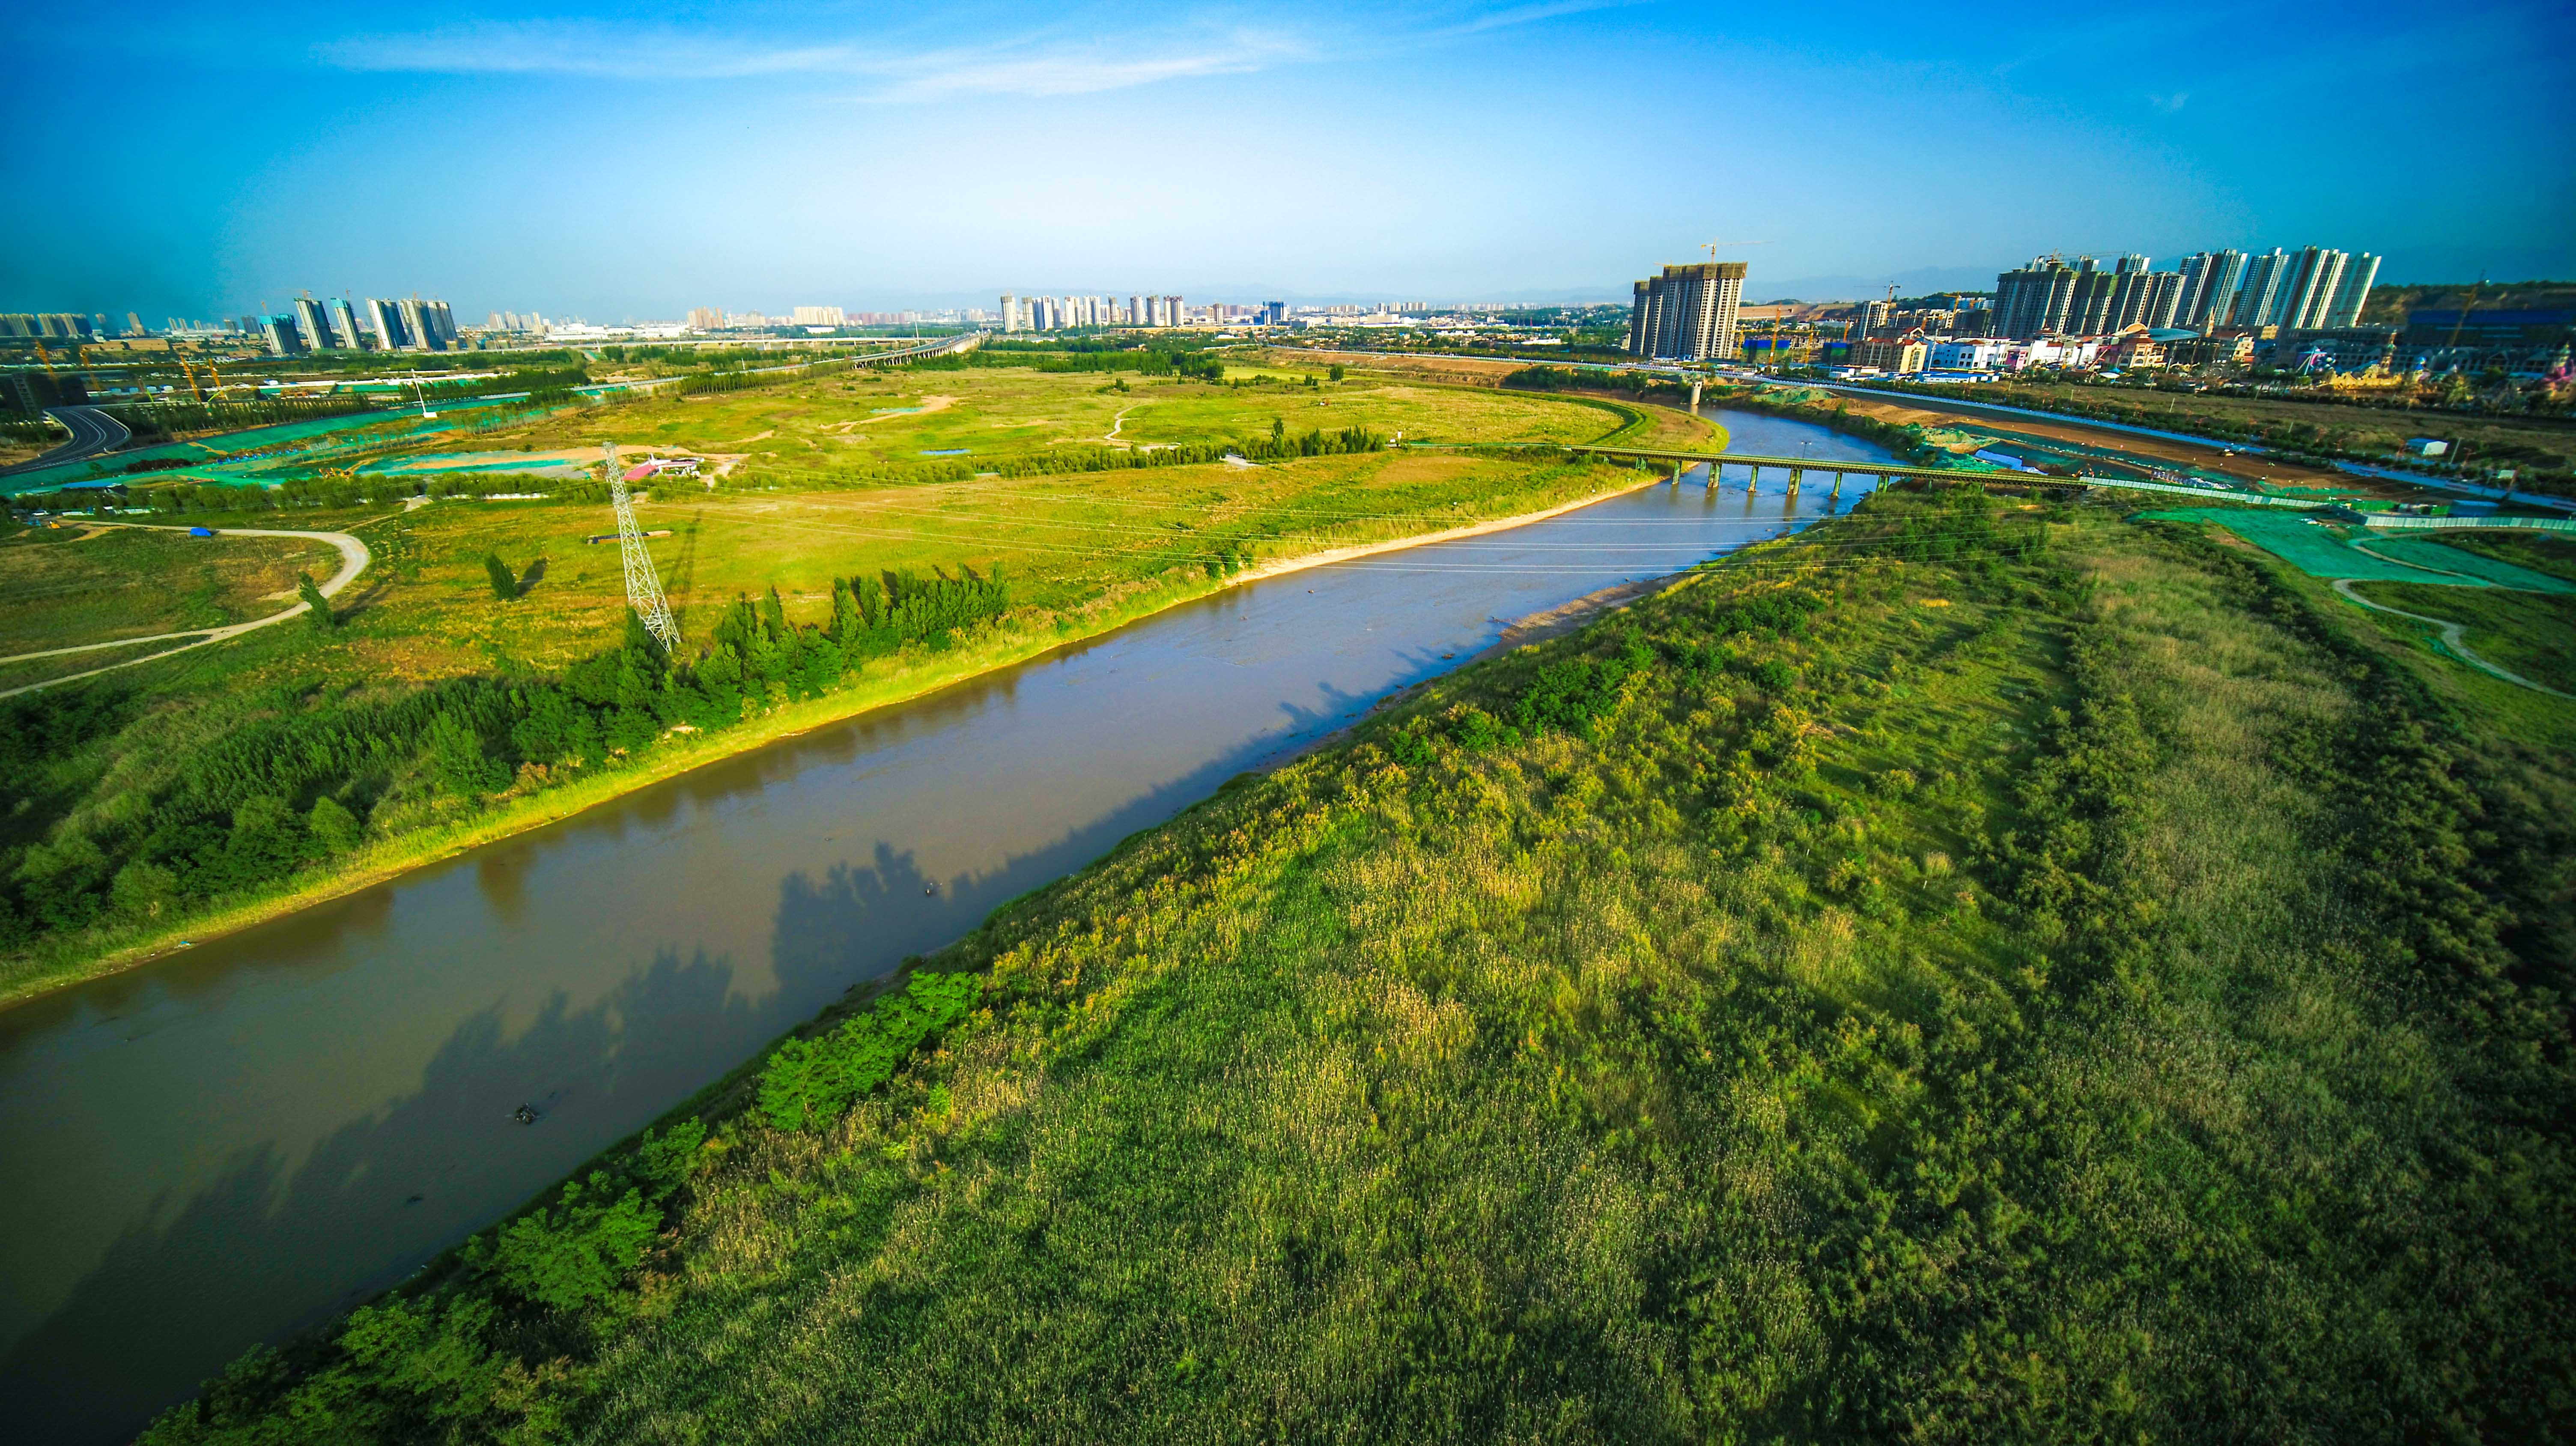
[604,442,679,653]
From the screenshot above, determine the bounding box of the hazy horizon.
[6,0,2570,322]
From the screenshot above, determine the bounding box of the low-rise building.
[2266,327,2398,374]
[1929,337,2008,370]
[1846,336,1927,373]
[2162,332,2256,368]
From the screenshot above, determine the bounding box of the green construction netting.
[2351,537,2575,594]
[2134,509,2469,583]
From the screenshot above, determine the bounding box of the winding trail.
[2330,577,2571,698]
[1101,404,1138,447]
[0,523,373,698]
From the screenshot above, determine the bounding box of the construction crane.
[605,442,680,653]
[1702,239,1771,259]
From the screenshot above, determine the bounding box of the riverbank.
[137,484,2576,1443]
[1,461,1681,1010]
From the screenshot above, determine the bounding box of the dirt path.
[2331,577,2570,697]
[0,523,374,698]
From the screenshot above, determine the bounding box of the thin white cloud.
[316,21,848,80]
[316,17,1309,99]
[1431,0,1644,40]
[871,31,1309,101]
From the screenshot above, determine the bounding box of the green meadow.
[138,485,2576,1443]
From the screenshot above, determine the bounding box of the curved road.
[1,406,131,478]
[0,523,372,699]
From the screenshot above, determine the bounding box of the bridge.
[1565,444,2078,494]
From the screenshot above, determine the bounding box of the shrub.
[759,971,984,1131]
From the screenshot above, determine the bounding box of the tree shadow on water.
[0,945,749,1446]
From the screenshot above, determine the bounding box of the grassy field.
[138,484,2574,1443]
[2347,579,2576,697]
[0,365,1680,1004]
[461,364,1640,479]
[0,527,340,653]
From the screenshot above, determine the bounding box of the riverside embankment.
[0,409,1893,1444]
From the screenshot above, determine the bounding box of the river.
[0,412,1891,1443]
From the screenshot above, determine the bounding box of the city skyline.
[4,0,2568,320]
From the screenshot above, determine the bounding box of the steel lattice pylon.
[604,442,679,653]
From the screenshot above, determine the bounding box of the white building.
[790,305,847,326]
[1929,338,2009,370]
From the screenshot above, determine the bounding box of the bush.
[759,972,983,1131]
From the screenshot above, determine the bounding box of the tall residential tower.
[1624,261,1748,362]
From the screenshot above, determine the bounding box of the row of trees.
[0,566,1016,957]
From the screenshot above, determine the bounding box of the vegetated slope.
[143,487,2573,1443]
[0,450,1638,1004]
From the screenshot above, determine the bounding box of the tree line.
[0,565,1015,959]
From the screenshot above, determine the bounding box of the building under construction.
[1625,261,1748,362]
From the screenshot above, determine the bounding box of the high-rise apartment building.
[367,298,407,348]
[2110,270,2185,331]
[2114,253,2150,275]
[2324,253,2380,328]
[1264,301,1287,326]
[2174,251,2246,330]
[2068,264,2122,335]
[1993,257,2077,339]
[261,315,307,357]
[2277,248,2347,330]
[2230,250,2291,327]
[328,298,362,349]
[293,296,339,350]
[1624,261,1748,361]
[999,293,1021,332]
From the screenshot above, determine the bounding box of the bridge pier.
[1787,466,1803,493]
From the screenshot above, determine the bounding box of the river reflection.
[0,410,1892,1443]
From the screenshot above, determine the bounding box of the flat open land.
[327,448,1667,676]
[0,359,1686,1002]
[0,525,340,653]
[467,366,1642,480]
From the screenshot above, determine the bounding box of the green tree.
[309,796,363,855]
[297,573,334,630]
[427,711,508,798]
[483,552,517,601]
[1328,364,1346,382]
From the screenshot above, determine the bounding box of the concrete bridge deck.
[1567,444,2069,488]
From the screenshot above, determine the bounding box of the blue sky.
[5,1,2569,320]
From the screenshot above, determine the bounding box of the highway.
[2,406,130,478]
